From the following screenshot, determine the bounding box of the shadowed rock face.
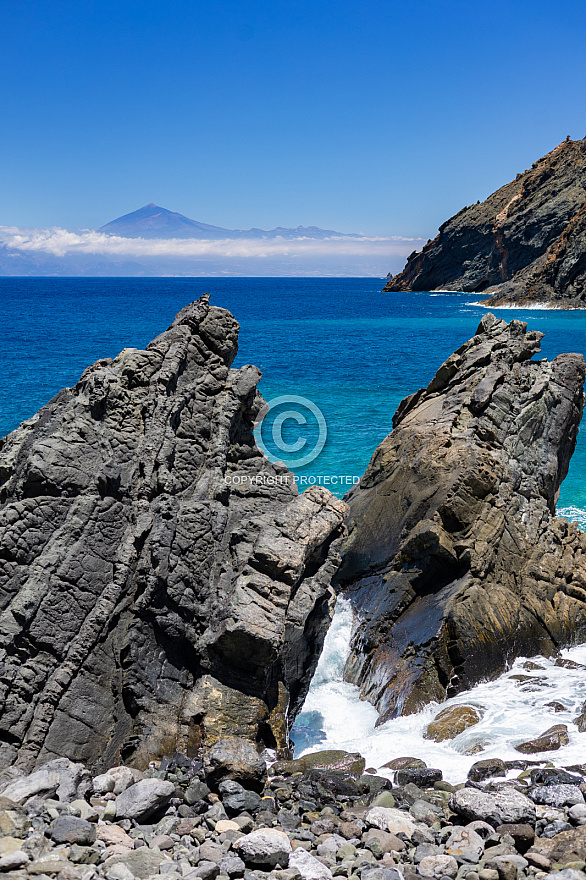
[336,314,586,722]
[0,295,347,772]
[383,137,586,305]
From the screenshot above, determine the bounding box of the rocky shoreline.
[1,738,586,880]
[382,137,586,308]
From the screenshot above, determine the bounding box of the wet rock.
[337,315,586,722]
[115,779,175,821]
[530,769,583,787]
[515,725,570,754]
[468,760,507,783]
[236,829,291,867]
[450,787,536,828]
[273,752,365,778]
[424,706,481,742]
[395,769,442,788]
[382,758,426,771]
[205,738,267,794]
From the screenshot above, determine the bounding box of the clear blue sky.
[2,0,585,238]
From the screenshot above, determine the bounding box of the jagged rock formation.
[383,137,586,306]
[336,313,586,722]
[0,295,347,772]
[483,201,586,307]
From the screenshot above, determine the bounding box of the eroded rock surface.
[383,136,586,307]
[0,295,347,771]
[337,313,586,721]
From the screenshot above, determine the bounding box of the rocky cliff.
[383,137,586,306]
[336,313,586,722]
[0,295,347,772]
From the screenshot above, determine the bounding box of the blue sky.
[2,0,586,238]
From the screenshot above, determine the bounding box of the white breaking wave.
[558,505,586,530]
[292,567,586,783]
[467,300,582,311]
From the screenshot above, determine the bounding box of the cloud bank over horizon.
[0,225,424,277]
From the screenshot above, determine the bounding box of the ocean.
[3,275,586,779]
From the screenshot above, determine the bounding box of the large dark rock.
[0,295,347,771]
[383,136,586,307]
[337,313,586,721]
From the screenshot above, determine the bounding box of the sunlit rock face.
[338,313,586,722]
[0,295,347,771]
[384,136,586,307]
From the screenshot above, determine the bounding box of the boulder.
[530,785,585,808]
[103,848,170,879]
[450,787,536,828]
[273,750,365,777]
[424,705,481,742]
[218,778,262,813]
[418,854,458,878]
[468,759,507,782]
[515,725,570,754]
[114,778,175,821]
[289,847,333,880]
[395,768,442,788]
[337,315,586,721]
[382,757,426,771]
[0,295,347,771]
[50,816,96,845]
[235,828,291,867]
[444,826,485,861]
[204,736,267,793]
[364,806,417,838]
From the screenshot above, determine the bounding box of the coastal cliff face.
[0,295,347,772]
[337,314,586,722]
[383,137,586,305]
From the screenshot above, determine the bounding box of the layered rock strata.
[337,313,586,721]
[0,295,347,771]
[383,137,586,306]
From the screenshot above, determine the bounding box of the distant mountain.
[98,204,359,240]
[383,136,586,307]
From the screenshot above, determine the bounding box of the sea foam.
[292,504,586,782]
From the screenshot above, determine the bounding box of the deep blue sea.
[2,277,586,515]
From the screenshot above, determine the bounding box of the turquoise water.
[1,278,586,510]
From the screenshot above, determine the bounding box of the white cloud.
[0,226,423,261]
